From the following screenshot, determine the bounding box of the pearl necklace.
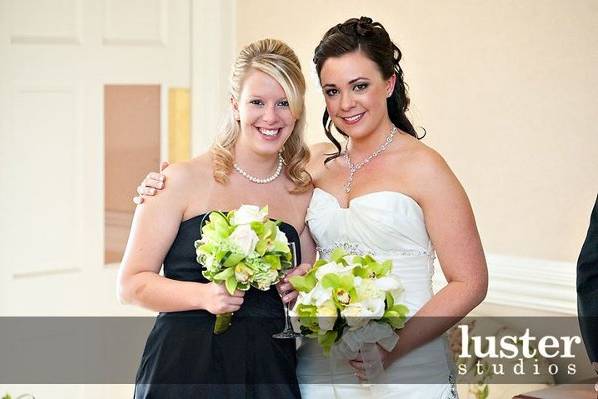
[233,152,283,184]
[343,125,398,193]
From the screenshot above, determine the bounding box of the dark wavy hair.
[313,16,423,162]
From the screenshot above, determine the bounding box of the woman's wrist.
[186,281,208,310]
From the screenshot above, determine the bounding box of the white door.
[0,0,190,316]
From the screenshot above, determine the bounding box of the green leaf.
[255,239,268,256]
[270,240,291,253]
[330,247,347,262]
[385,292,394,309]
[363,254,376,265]
[237,282,250,291]
[209,211,231,232]
[263,254,281,270]
[223,252,245,267]
[213,267,234,280]
[264,220,278,239]
[352,265,368,278]
[225,276,238,295]
[318,330,338,354]
[321,274,341,289]
[391,304,409,315]
[289,273,317,292]
[380,260,392,275]
[250,221,265,237]
[352,255,364,265]
[321,273,354,291]
[482,385,489,398]
[197,242,217,254]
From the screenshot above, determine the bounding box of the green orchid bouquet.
[289,248,409,354]
[195,205,293,334]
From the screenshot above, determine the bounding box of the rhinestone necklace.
[233,152,283,184]
[343,125,398,193]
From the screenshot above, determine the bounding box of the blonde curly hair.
[211,38,311,192]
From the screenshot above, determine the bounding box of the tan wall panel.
[235,0,598,262]
[104,84,161,263]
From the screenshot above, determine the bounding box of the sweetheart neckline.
[312,187,423,211]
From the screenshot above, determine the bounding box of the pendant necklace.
[343,125,398,193]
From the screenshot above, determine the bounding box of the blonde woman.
[118,39,315,398]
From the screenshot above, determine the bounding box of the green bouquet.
[195,205,293,334]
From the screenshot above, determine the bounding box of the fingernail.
[150,189,156,194]
[158,183,163,188]
[159,175,165,181]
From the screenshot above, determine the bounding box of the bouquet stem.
[214,312,233,334]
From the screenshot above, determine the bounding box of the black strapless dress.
[134,213,302,399]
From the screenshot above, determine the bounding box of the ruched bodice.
[306,188,435,316]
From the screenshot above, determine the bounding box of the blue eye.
[249,99,264,106]
[278,100,289,107]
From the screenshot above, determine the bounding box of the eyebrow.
[246,95,288,101]
[321,77,370,88]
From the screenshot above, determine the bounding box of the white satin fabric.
[297,188,456,399]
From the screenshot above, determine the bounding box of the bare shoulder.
[399,137,451,177]
[397,137,463,201]
[159,153,212,196]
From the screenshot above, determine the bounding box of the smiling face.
[233,68,296,157]
[319,50,396,141]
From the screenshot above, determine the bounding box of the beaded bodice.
[306,188,436,316]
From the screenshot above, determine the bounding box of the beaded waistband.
[315,240,433,260]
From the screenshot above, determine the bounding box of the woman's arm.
[117,162,244,313]
[391,149,487,361]
[351,148,487,376]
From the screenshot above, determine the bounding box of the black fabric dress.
[134,213,302,399]
[577,195,598,372]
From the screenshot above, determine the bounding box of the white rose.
[228,224,259,256]
[374,276,402,291]
[275,228,289,245]
[341,303,369,329]
[314,261,354,280]
[231,205,268,225]
[341,298,386,329]
[355,279,385,302]
[317,300,338,331]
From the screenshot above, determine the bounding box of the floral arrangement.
[195,205,293,333]
[289,248,409,354]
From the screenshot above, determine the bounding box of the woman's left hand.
[349,344,393,380]
[276,263,310,304]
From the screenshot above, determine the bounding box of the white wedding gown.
[297,188,457,399]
